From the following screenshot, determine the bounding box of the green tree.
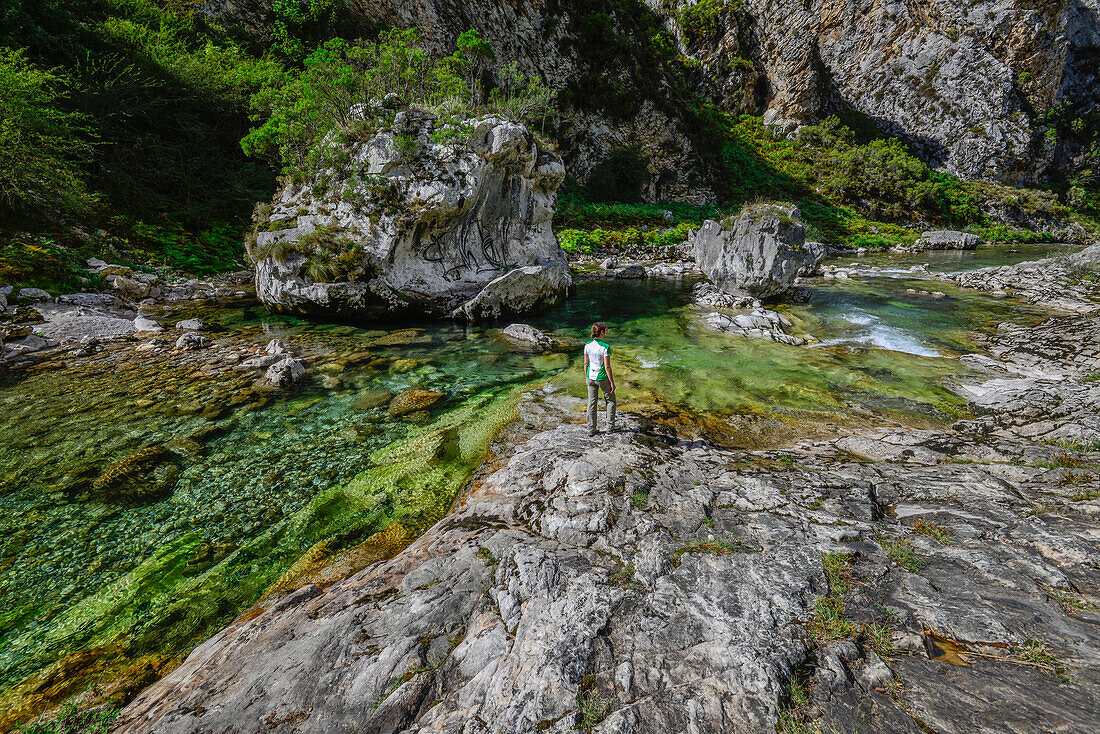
[243,30,469,170]
[0,49,97,224]
[488,61,555,129]
[271,0,344,62]
[455,29,495,105]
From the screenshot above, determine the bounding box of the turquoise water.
[0,245,1066,726]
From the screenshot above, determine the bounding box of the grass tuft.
[671,538,761,565]
[808,596,856,642]
[911,518,952,544]
[821,552,853,596]
[606,563,644,590]
[477,547,499,567]
[863,621,894,657]
[577,681,611,730]
[877,535,925,572]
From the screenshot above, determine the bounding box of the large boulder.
[911,230,980,251]
[690,204,825,299]
[251,113,570,321]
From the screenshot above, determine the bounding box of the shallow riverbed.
[0,244,1074,725]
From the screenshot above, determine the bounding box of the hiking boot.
[588,429,598,436]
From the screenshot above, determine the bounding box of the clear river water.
[0,242,1076,724]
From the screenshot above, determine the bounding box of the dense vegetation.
[0,0,1096,291]
[558,111,1089,255]
[0,0,288,288]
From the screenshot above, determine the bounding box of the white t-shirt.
[584,339,610,381]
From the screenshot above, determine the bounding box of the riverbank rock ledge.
[690,204,825,299]
[251,112,570,321]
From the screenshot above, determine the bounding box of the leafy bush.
[558,221,697,254]
[271,0,371,63]
[0,236,89,294]
[487,61,555,130]
[242,30,465,171]
[0,49,97,224]
[679,0,732,44]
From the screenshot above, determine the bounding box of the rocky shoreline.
[106,248,1100,732]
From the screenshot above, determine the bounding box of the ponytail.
[590,322,607,339]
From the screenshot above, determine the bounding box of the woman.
[583,322,616,436]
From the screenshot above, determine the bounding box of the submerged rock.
[265,356,307,386]
[92,445,179,504]
[252,113,570,321]
[499,323,554,350]
[352,389,394,412]
[690,204,825,299]
[387,388,444,417]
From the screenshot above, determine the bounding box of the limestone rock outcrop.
[251,113,570,321]
[912,230,980,251]
[449,262,573,322]
[690,204,825,299]
[953,243,1100,314]
[704,309,807,346]
[114,370,1100,733]
[681,0,1100,184]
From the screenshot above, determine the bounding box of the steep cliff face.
[666,0,1100,184]
[202,0,1099,193]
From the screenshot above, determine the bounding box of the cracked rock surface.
[116,361,1100,732]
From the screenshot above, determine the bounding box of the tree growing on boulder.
[242,28,553,177]
[455,29,496,105]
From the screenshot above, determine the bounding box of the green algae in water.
[0,378,528,726]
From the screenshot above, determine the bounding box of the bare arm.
[604,355,615,392]
[583,353,589,378]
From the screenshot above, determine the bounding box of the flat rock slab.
[29,303,135,342]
